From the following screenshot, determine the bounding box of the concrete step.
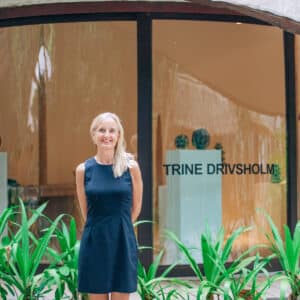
[4,278,295,299]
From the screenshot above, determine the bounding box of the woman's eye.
[110,129,116,133]
[99,128,105,133]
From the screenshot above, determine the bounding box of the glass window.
[0,21,137,238]
[153,21,286,264]
[0,25,40,186]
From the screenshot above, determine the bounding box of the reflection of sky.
[27,45,52,132]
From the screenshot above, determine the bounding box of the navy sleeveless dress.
[78,157,138,294]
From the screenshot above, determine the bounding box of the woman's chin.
[99,144,115,150]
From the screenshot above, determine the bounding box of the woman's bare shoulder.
[76,162,85,174]
[127,153,139,169]
[128,159,141,180]
[128,159,139,169]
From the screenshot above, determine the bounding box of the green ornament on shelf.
[271,164,281,183]
[214,142,225,163]
[175,134,189,149]
[192,128,210,149]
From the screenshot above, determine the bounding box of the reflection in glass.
[0,25,41,186]
[0,21,137,241]
[153,21,286,264]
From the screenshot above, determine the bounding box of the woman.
[76,112,143,300]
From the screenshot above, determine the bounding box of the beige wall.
[0,25,40,185]
[0,22,137,185]
[154,21,285,116]
[152,21,286,255]
[44,22,137,184]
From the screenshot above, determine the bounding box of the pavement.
[5,278,295,300]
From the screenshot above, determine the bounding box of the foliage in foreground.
[0,200,299,299]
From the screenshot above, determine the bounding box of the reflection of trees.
[225,109,287,254]
[154,58,287,260]
[28,25,52,186]
[38,25,47,186]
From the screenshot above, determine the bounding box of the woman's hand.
[76,163,88,223]
[129,161,143,223]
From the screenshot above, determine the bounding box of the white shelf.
[160,149,222,263]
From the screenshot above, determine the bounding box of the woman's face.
[93,117,119,151]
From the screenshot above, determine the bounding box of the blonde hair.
[90,112,133,177]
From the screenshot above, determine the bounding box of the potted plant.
[0,206,16,299]
[167,226,270,299]
[220,254,275,299]
[43,216,83,299]
[263,213,300,300]
[137,250,190,299]
[1,199,64,299]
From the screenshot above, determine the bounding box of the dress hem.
[78,289,137,294]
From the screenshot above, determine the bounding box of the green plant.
[271,164,281,183]
[2,198,64,299]
[264,214,300,299]
[43,217,81,300]
[214,143,225,163]
[137,250,190,299]
[175,135,189,149]
[220,254,274,300]
[0,203,50,299]
[167,226,266,299]
[0,206,17,299]
[192,128,210,149]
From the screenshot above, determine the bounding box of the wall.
[152,21,286,257]
[0,22,137,185]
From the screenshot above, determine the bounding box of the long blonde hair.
[90,112,133,177]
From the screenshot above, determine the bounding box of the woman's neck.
[95,151,114,164]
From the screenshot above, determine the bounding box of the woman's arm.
[76,163,88,223]
[129,161,143,223]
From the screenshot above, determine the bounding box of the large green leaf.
[69,218,77,248]
[19,198,30,285]
[0,207,13,235]
[263,213,300,298]
[284,224,295,272]
[221,226,250,263]
[201,234,217,281]
[166,230,203,280]
[29,214,64,279]
[14,200,47,242]
[147,250,163,280]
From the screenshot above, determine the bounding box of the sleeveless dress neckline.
[93,156,113,166]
